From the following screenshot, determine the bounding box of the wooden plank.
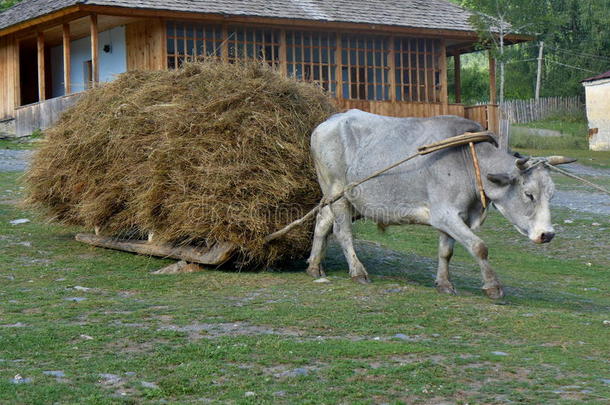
[62,24,71,94]
[439,39,448,113]
[37,31,46,101]
[388,36,396,102]
[335,32,343,99]
[453,50,461,103]
[75,233,236,265]
[488,52,496,104]
[90,14,99,85]
[279,29,287,76]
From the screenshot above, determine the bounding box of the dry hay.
[24,61,337,267]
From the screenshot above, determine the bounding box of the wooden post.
[221,24,228,63]
[388,36,396,102]
[279,29,287,77]
[90,14,99,86]
[439,40,448,114]
[453,50,461,104]
[37,31,46,101]
[62,23,71,95]
[335,32,343,100]
[488,52,496,104]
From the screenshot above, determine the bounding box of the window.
[166,21,223,69]
[286,31,337,93]
[340,35,390,101]
[395,38,441,102]
[227,26,280,67]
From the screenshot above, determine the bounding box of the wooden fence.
[499,96,583,125]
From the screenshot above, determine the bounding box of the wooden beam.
[488,52,497,104]
[453,51,461,104]
[90,14,99,85]
[221,24,228,63]
[279,29,287,77]
[62,23,71,95]
[335,32,343,99]
[75,233,236,266]
[13,36,20,108]
[388,36,396,102]
[439,39,448,113]
[36,31,45,101]
[0,5,82,37]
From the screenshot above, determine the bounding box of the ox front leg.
[432,213,504,299]
[436,231,457,295]
[331,198,370,284]
[306,205,334,278]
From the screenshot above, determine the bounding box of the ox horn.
[546,156,577,166]
[515,157,530,171]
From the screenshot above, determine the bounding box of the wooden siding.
[0,35,18,119]
[337,99,464,118]
[15,92,81,136]
[125,18,166,71]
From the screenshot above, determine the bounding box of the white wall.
[50,26,127,98]
[584,78,610,151]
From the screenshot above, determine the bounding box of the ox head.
[485,154,576,244]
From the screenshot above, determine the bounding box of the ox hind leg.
[306,205,334,278]
[435,231,457,295]
[332,198,370,284]
[431,212,504,299]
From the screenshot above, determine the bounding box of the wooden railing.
[15,92,82,137]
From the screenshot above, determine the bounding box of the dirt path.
[0,150,32,172]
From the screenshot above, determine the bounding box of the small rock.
[564,219,574,224]
[431,333,440,337]
[64,297,87,302]
[80,334,94,340]
[1,322,26,328]
[603,320,610,326]
[599,378,610,384]
[313,277,331,283]
[9,219,30,225]
[373,336,381,341]
[580,389,593,394]
[244,391,256,397]
[43,370,65,378]
[17,241,32,247]
[54,278,66,282]
[124,372,136,376]
[11,374,32,384]
[384,288,402,293]
[491,351,509,356]
[586,262,592,267]
[393,333,410,340]
[583,287,599,291]
[273,391,287,397]
[99,373,121,384]
[592,222,601,226]
[73,286,91,292]
[141,381,160,389]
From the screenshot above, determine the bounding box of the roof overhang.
[0,3,533,52]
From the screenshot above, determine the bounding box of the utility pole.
[535,41,544,100]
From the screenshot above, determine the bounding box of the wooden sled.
[75,233,235,266]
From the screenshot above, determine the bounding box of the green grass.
[0,130,43,150]
[0,170,609,404]
[510,113,589,151]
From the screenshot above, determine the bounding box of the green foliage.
[0,0,20,11]
[454,0,610,100]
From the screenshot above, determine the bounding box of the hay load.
[24,61,337,266]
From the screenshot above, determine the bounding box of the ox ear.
[487,173,513,186]
[546,155,577,165]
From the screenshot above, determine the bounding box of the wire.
[504,58,537,64]
[545,59,597,73]
[547,46,610,63]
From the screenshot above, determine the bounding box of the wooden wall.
[0,35,18,119]
[337,99,464,119]
[125,18,166,71]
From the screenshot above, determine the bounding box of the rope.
[545,164,610,196]
[264,131,495,243]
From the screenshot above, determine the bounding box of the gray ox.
[306,109,573,298]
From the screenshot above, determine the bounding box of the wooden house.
[0,0,529,136]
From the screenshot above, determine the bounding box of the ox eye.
[525,192,534,202]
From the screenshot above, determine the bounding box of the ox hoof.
[351,275,371,285]
[435,283,457,295]
[483,285,505,300]
[306,265,326,278]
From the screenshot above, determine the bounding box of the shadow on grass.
[281,238,610,314]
